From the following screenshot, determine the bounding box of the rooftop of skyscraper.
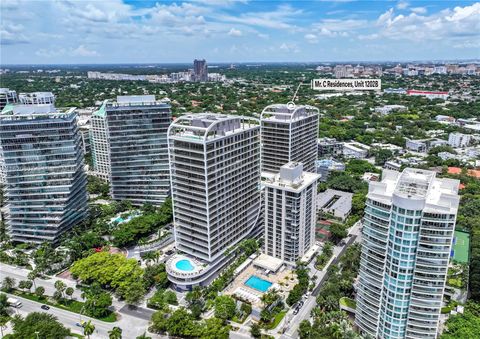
[169,113,259,141]
[0,103,75,119]
[262,162,320,192]
[260,104,318,122]
[369,168,460,213]
[93,95,170,117]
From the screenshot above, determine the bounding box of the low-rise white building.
[448,132,472,148]
[406,139,427,153]
[317,189,353,221]
[374,105,407,115]
[343,142,370,159]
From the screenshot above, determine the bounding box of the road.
[1,264,83,300]
[0,263,157,337]
[5,292,152,338]
[278,221,362,339]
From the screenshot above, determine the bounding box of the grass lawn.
[453,231,470,264]
[231,315,247,324]
[264,310,287,330]
[11,290,117,322]
[340,297,356,309]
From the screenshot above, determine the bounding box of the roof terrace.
[168,113,259,142]
[260,104,318,122]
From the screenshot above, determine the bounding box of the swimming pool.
[245,275,273,293]
[175,259,195,272]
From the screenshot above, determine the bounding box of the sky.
[1,0,479,64]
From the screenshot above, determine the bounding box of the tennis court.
[451,230,470,263]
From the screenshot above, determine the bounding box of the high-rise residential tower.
[355,168,460,339]
[90,95,171,205]
[0,103,88,243]
[193,59,208,82]
[260,104,319,174]
[166,114,261,290]
[263,162,320,264]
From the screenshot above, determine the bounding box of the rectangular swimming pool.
[244,275,273,293]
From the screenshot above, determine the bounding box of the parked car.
[293,307,300,315]
[40,305,50,310]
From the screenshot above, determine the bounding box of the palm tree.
[142,251,155,266]
[65,287,75,301]
[1,277,15,292]
[83,320,95,339]
[108,326,122,339]
[54,280,66,299]
[153,250,162,263]
[27,270,39,289]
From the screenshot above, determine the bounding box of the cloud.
[219,4,302,30]
[228,28,243,36]
[411,7,427,15]
[396,1,409,10]
[279,42,300,53]
[373,3,480,42]
[35,48,66,58]
[312,18,366,37]
[2,0,480,63]
[304,33,318,43]
[0,22,29,45]
[35,45,100,58]
[71,45,99,57]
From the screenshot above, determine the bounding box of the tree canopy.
[70,251,145,303]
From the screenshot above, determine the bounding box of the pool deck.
[453,230,470,263]
[224,261,296,307]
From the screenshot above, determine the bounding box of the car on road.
[40,305,50,310]
[293,307,300,315]
[339,240,346,246]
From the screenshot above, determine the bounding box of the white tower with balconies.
[166,113,261,290]
[355,168,460,339]
[260,104,319,174]
[262,162,320,265]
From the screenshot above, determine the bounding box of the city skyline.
[1,0,479,64]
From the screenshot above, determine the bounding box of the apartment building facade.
[263,162,319,264]
[260,104,319,174]
[0,103,88,243]
[355,168,460,339]
[166,114,261,289]
[90,95,171,205]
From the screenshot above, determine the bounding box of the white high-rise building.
[263,162,320,264]
[90,95,171,205]
[448,132,471,148]
[260,104,318,174]
[166,114,261,290]
[0,103,88,243]
[355,168,460,339]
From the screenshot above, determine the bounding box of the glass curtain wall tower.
[0,103,88,243]
[90,95,171,205]
[355,168,460,339]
